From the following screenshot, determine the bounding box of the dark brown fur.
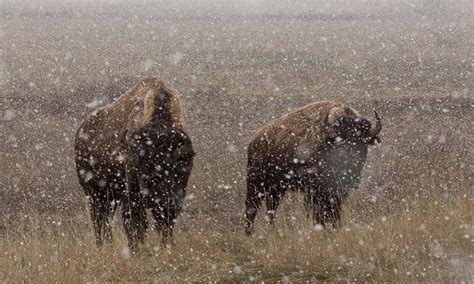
[245,101,381,234]
[74,78,194,250]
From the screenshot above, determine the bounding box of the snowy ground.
[0,0,472,281]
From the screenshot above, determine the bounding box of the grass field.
[1,0,472,282]
[1,195,471,282]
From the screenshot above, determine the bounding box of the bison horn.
[368,110,382,137]
[325,107,345,138]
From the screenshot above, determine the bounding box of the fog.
[3,0,473,17]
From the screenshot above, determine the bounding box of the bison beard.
[74,78,194,251]
[244,101,381,235]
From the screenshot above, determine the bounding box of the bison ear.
[327,107,345,125]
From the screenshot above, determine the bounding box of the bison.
[244,101,381,234]
[75,78,194,250]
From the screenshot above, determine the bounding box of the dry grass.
[1,194,471,282]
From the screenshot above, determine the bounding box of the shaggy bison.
[245,101,381,234]
[75,78,194,250]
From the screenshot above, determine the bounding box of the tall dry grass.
[1,193,471,282]
[1,1,472,282]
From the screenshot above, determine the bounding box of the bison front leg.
[304,189,314,220]
[313,197,326,229]
[122,201,148,252]
[122,177,148,252]
[123,163,149,252]
[327,194,343,229]
[306,184,327,229]
[103,198,118,243]
[265,188,285,225]
[153,204,176,247]
[310,189,342,230]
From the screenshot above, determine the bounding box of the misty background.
[0,0,472,231]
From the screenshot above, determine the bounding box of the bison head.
[327,109,382,145]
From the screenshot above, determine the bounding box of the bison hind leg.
[88,197,105,247]
[103,198,119,243]
[327,196,343,230]
[244,178,265,235]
